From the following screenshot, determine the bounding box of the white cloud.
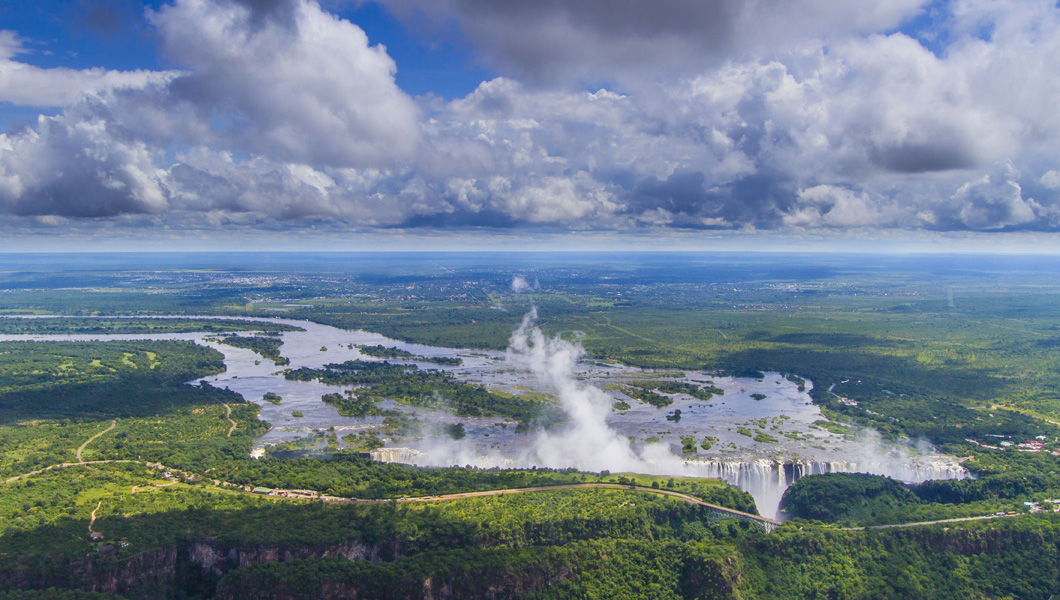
[786,185,888,228]
[145,0,420,167]
[1041,171,1060,190]
[3,0,1060,236]
[948,164,1038,230]
[0,114,169,217]
[0,0,422,220]
[0,30,177,108]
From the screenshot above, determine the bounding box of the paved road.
[842,513,1020,531]
[390,482,780,526]
[4,460,1034,536]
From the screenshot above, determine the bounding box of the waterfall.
[684,457,968,519]
[369,447,422,463]
[370,448,966,519]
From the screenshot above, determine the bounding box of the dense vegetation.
[356,344,462,365]
[781,472,1060,526]
[287,360,564,430]
[216,334,289,365]
[741,516,1060,599]
[621,380,725,408]
[0,318,302,335]
[3,252,1060,598]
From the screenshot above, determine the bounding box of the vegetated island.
[217,334,290,365]
[287,360,564,431]
[356,344,463,365]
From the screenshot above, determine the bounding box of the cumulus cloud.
[785,185,891,229]
[146,0,420,167]
[4,0,1060,235]
[0,30,176,109]
[945,163,1039,230]
[0,114,169,217]
[0,0,421,219]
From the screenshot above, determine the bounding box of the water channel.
[0,315,966,517]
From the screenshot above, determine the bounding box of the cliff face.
[7,523,1049,600]
[0,539,386,598]
[3,546,179,596]
[187,539,381,576]
[214,565,583,600]
[210,542,744,600]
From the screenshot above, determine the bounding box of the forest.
[1,252,1060,598]
[216,334,290,365]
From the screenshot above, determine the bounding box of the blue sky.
[2,0,1060,251]
[0,0,491,108]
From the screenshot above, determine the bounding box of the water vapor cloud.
[506,308,662,472]
[408,309,966,516]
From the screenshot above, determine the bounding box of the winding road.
[390,482,778,527]
[87,501,103,539]
[76,420,117,463]
[0,458,1036,537]
[223,404,237,437]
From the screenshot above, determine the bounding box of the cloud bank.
[3,0,1060,237]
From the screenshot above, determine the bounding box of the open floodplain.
[1,252,1060,599]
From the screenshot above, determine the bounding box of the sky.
[2,0,1060,252]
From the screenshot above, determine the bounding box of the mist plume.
[506,307,669,472]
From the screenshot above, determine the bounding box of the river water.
[0,315,966,517]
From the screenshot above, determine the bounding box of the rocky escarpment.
[211,543,743,600]
[186,539,381,576]
[0,539,386,598]
[0,536,745,600]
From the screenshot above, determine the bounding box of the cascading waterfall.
[369,447,422,463]
[370,451,968,519]
[684,457,967,519]
[368,309,970,517]
[366,308,968,519]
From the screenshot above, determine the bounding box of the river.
[0,315,966,517]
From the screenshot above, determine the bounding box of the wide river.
[0,315,966,517]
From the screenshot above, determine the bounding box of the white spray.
[506,308,674,472]
[395,309,966,517]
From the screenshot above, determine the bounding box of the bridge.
[698,500,781,533]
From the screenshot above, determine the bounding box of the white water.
[0,314,967,517]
